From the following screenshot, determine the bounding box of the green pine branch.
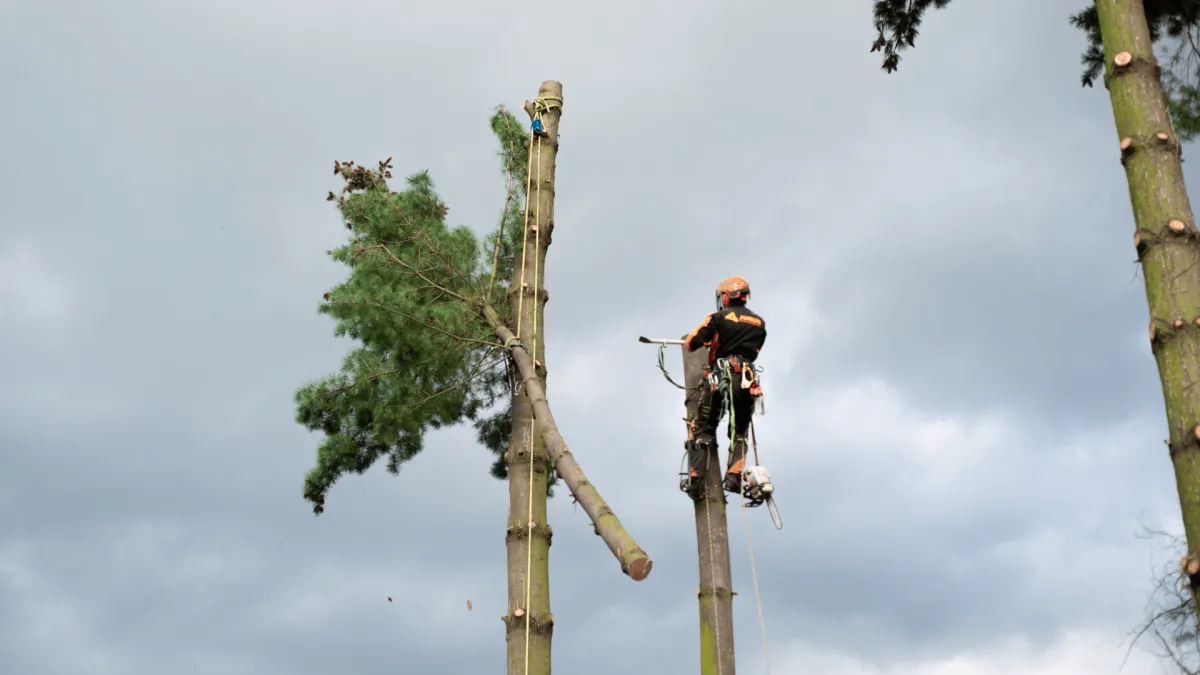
[296,106,559,515]
[870,0,1200,140]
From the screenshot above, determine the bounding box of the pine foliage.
[870,0,1200,139]
[294,107,556,515]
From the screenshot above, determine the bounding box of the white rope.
[741,500,772,674]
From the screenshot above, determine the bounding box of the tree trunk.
[1096,0,1200,621]
[501,80,560,675]
[682,342,737,675]
[497,80,653,675]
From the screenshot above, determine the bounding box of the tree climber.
[682,276,767,497]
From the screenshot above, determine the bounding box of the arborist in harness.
[682,276,767,497]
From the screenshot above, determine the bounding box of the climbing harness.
[719,357,781,530]
[637,336,782,527]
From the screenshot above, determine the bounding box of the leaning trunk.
[483,84,652,589]
[682,343,736,675]
[1096,0,1200,620]
[502,80,562,675]
[489,304,653,578]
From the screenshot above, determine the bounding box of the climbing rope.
[657,344,698,390]
[741,500,772,675]
[514,102,549,675]
[490,93,560,675]
[691,360,734,672]
[699,430,725,675]
[727,366,772,675]
[528,95,562,137]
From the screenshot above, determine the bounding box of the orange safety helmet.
[715,276,750,309]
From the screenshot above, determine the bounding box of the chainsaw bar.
[743,493,783,530]
[766,495,782,530]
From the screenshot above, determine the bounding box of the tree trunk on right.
[682,343,737,675]
[1097,0,1200,620]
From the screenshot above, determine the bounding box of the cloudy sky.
[0,0,1192,673]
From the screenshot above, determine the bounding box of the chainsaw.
[741,465,783,530]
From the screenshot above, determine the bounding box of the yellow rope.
[531,95,562,122]
[701,450,724,675]
[689,361,735,675]
[490,96,557,675]
[517,121,545,675]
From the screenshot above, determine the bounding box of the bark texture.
[502,80,561,675]
[1097,0,1200,621]
[682,343,736,675]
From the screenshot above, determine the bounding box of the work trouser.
[688,358,755,486]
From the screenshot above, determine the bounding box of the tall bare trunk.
[1096,0,1200,620]
[502,80,561,675]
[483,82,651,585]
[682,343,736,675]
[497,81,654,675]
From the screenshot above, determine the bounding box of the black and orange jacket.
[684,304,767,365]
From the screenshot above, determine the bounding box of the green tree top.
[294,108,552,514]
[870,0,1200,139]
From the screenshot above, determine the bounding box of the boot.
[724,435,748,494]
[723,471,742,495]
[682,438,713,499]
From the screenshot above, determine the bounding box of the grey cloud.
[0,0,1186,673]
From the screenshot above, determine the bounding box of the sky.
[0,0,1191,673]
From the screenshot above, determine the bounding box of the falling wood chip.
[467,600,473,611]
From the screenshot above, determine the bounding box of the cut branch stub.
[1120,136,1133,151]
[513,607,525,618]
[1156,131,1170,141]
[1150,321,1158,343]
[1113,51,1133,68]
[1134,231,1144,251]
[1169,219,1187,232]
[1185,554,1200,577]
[1177,319,1186,329]
[1193,424,1200,442]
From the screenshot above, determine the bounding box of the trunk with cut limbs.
[1097,0,1200,621]
[682,343,736,675]
[502,80,561,675]
[493,79,654,675]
